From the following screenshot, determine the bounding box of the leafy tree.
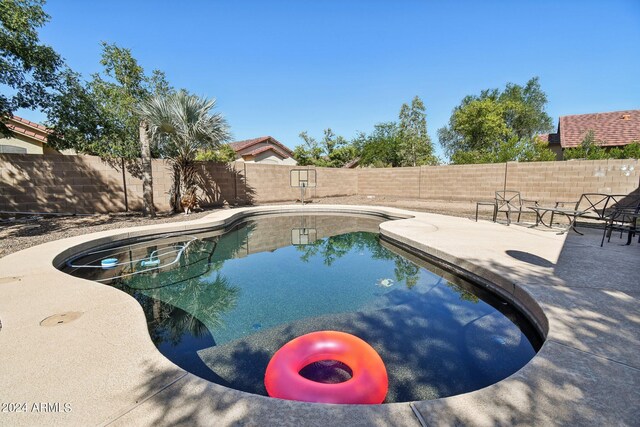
[0,0,65,136]
[500,78,553,140]
[49,62,173,157]
[138,91,230,212]
[564,133,640,161]
[292,128,356,167]
[398,96,437,166]
[618,141,640,159]
[563,130,608,160]
[439,77,554,164]
[521,136,557,162]
[292,144,317,166]
[355,122,400,167]
[195,144,237,163]
[451,135,556,164]
[353,97,439,168]
[72,42,173,158]
[292,131,325,166]
[328,143,358,167]
[624,142,640,158]
[442,97,508,155]
[47,42,174,216]
[45,69,107,152]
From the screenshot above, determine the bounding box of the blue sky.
[18,0,640,159]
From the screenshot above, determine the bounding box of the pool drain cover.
[40,312,83,327]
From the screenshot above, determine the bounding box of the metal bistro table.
[529,206,587,235]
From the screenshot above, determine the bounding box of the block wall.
[0,154,129,214]
[504,159,640,204]
[420,163,506,201]
[356,167,421,198]
[1,154,638,214]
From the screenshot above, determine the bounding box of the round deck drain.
[40,312,83,327]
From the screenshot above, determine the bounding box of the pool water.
[62,213,541,403]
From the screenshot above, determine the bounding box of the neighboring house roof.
[5,115,51,144]
[229,136,294,157]
[558,110,640,148]
[244,144,290,158]
[538,110,640,149]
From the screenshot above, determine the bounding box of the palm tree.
[138,91,230,212]
[139,119,155,217]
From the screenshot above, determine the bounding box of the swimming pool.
[61,213,541,403]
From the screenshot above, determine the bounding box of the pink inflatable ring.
[264,331,388,404]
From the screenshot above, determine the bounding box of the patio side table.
[529,206,586,235]
[475,201,497,222]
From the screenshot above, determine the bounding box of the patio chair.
[600,200,640,246]
[493,190,538,226]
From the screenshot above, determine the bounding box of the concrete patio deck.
[0,205,637,426]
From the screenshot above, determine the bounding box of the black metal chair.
[600,201,640,246]
[494,191,538,226]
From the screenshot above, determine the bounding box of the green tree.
[45,69,107,152]
[620,141,640,159]
[500,77,553,140]
[47,42,174,216]
[398,96,437,166]
[195,144,237,163]
[293,131,324,166]
[444,97,509,154]
[48,44,174,156]
[356,122,400,167]
[88,42,174,158]
[451,134,556,164]
[439,77,554,164]
[328,143,358,167]
[563,130,608,160]
[621,142,640,159]
[293,128,357,167]
[0,0,65,136]
[520,136,557,162]
[138,91,230,212]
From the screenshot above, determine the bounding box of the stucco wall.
[0,135,44,154]
[249,151,297,165]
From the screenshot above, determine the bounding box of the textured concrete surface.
[0,205,638,426]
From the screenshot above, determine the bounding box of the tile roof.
[229,136,294,156]
[5,115,51,143]
[245,145,290,158]
[558,110,640,148]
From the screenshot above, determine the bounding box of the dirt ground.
[0,196,488,258]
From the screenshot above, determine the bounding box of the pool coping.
[0,205,637,426]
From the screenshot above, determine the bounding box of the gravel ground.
[0,209,218,258]
[0,196,483,258]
